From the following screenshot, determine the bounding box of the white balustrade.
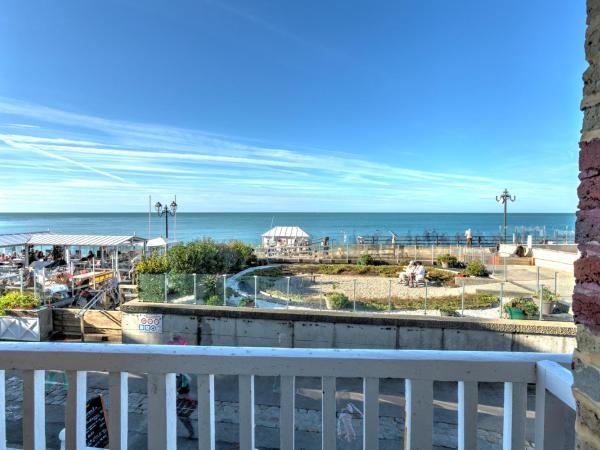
[0,343,575,450]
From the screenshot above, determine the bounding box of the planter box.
[506,307,526,320]
[0,307,52,341]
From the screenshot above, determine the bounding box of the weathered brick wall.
[574,1,600,448]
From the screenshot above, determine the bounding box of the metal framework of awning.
[0,232,145,248]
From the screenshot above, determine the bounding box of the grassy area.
[248,264,456,286]
[259,289,498,312]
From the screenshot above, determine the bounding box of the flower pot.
[506,307,526,320]
[541,301,555,315]
[441,262,449,269]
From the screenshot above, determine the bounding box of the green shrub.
[0,292,40,315]
[205,295,221,306]
[200,274,218,300]
[168,272,194,296]
[227,240,257,268]
[505,298,539,317]
[239,297,253,307]
[136,254,169,274]
[138,273,166,302]
[464,260,488,277]
[436,254,459,267]
[327,292,350,309]
[424,269,455,286]
[356,254,374,266]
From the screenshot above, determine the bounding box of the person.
[414,261,426,285]
[465,228,473,247]
[169,335,197,439]
[399,261,416,285]
[87,250,95,261]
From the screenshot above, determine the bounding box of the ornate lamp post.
[155,199,177,238]
[496,188,516,243]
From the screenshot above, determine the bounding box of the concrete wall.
[121,301,576,353]
[532,248,579,272]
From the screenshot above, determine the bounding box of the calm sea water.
[0,213,576,244]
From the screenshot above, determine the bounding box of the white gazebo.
[261,226,310,247]
[146,237,181,254]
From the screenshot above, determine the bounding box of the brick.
[575,257,600,283]
[580,140,600,172]
[573,291,600,333]
[576,209,600,243]
[573,356,600,404]
[579,243,600,258]
[579,177,600,210]
[577,324,600,353]
[575,391,600,439]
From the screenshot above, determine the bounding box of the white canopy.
[262,226,309,239]
[26,234,145,247]
[0,231,50,248]
[146,237,180,248]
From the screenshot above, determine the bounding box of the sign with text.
[137,313,163,333]
[86,395,109,448]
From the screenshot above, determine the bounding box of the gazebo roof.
[0,232,145,248]
[262,226,310,239]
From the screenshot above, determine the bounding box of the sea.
[0,213,576,244]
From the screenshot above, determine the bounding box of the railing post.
[424,281,428,315]
[197,374,215,450]
[539,284,544,321]
[0,370,5,450]
[109,372,128,450]
[239,375,255,450]
[500,282,505,319]
[363,377,379,450]
[461,280,465,316]
[280,376,295,450]
[65,371,87,450]
[404,379,433,450]
[19,269,23,294]
[193,273,197,302]
[223,274,227,306]
[554,272,558,297]
[23,370,45,450]
[322,376,336,450]
[254,275,258,306]
[286,276,291,308]
[147,373,176,450]
[503,382,527,450]
[388,279,392,311]
[353,279,357,312]
[458,381,478,450]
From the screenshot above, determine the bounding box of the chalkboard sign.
[86,395,109,448]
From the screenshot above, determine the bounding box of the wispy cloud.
[0,97,577,212]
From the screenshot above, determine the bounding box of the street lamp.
[155,199,177,238]
[496,188,516,243]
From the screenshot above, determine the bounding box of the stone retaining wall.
[120,301,576,353]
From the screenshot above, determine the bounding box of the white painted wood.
[0,343,572,383]
[65,371,87,450]
[321,376,336,450]
[147,373,177,450]
[503,382,527,450]
[535,360,575,450]
[457,381,478,450]
[405,379,433,450]
[109,372,128,450]
[0,370,5,450]
[536,360,575,410]
[22,369,45,450]
[363,377,379,450]
[239,375,255,450]
[197,374,215,450]
[280,375,295,450]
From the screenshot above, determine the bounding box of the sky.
[0,0,586,213]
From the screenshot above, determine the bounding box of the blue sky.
[0,0,585,212]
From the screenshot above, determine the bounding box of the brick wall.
[574,1,600,448]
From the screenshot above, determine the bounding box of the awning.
[262,226,310,239]
[0,231,51,248]
[147,237,180,247]
[26,234,146,247]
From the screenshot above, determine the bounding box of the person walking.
[465,228,473,247]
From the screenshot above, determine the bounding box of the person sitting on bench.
[413,261,426,287]
[399,261,416,285]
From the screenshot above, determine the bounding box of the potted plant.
[536,286,557,315]
[463,260,488,277]
[504,297,538,320]
[436,254,458,269]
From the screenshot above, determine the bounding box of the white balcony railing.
[0,343,574,450]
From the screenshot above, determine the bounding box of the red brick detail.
[580,139,600,171]
[578,177,600,209]
[576,209,600,243]
[575,256,600,283]
[573,290,600,333]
